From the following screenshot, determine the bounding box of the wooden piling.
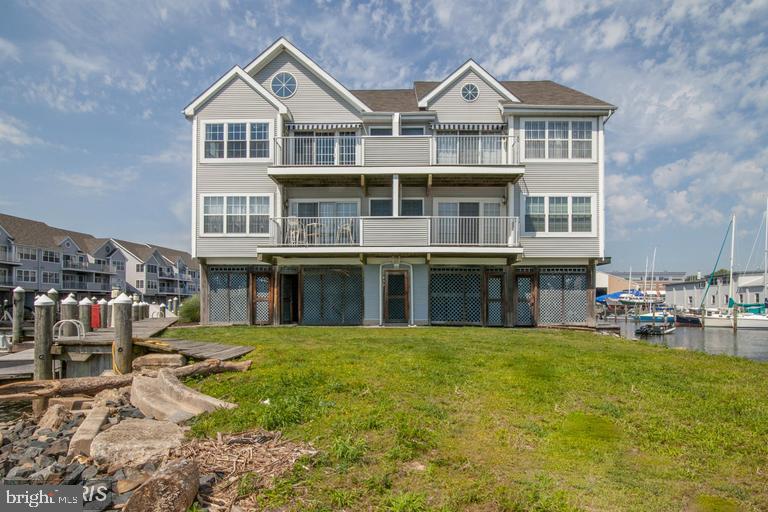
[60,295,78,337]
[172,297,179,315]
[159,303,166,318]
[113,293,133,374]
[33,294,55,414]
[107,299,114,328]
[98,299,108,329]
[46,288,59,321]
[12,286,24,348]
[132,302,140,322]
[78,298,92,333]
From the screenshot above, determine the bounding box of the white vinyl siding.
[522,119,595,161]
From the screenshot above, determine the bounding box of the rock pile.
[0,389,151,510]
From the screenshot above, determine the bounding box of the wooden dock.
[0,318,252,381]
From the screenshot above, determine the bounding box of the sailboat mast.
[643,256,649,297]
[650,247,657,300]
[628,266,632,292]
[730,214,736,331]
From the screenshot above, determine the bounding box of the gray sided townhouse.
[0,213,198,307]
[185,38,616,327]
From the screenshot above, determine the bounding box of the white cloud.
[0,113,41,146]
[57,169,139,195]
[0,36,20,62]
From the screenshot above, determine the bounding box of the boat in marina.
[637,311,675,323]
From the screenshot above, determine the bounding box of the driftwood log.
[0,359,252,402]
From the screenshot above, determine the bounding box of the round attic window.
[461,83,479,102]
[271,72,297,98]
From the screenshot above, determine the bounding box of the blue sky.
[1,0,767,274]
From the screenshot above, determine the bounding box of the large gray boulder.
[124,458,198,512]
[90,419,185,466]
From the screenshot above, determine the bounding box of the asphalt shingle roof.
[0,213,195,267]
[352,80,615,112]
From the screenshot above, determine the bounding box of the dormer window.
[271,72,297,98]
[461,83,479,102]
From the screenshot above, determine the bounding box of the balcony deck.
[269,135,524,186]
[261,216,522,256]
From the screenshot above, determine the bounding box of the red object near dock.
[91,303,101,329]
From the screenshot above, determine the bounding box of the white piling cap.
[91,296,97,302]
[13,286,25,293]
[78,298,93,306]
[114,293,133,304]
[67,293,76,299]
[98,298,108,305]
[34,295,55,306]
[61,296,78,305]
[47,288,58,294]
[107,299,114,305]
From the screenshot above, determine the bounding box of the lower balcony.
[264,216,521,255]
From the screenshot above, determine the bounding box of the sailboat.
[703,202,768,329]
[703,214,737,329]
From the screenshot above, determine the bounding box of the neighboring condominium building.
[0,213,199,307]
[185,37,616,327]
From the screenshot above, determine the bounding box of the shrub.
[178,294,200,323]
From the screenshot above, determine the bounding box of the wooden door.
[515,274,534,326]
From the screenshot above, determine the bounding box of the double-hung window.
[227,123,247,158]
[202,195,273,235]
[523,194,595,235]
[203,120,272,161]
[250,123,269,158]
[16,269,37,282]
[204,123,224,158]
[42,250,60,263]
[523,119,594,160]
[42,271,60,284]
[18,247,36,261]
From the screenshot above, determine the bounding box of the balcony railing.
[61,280,110,291]
[272,216,519,248]
[273,135,519,167]
[62,260,89,270]
[0,276,13,286]
[159,268,176,278]
[0,246,17,264]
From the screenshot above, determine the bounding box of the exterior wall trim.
[184,66,288,117]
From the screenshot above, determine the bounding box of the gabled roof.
[244,37,371,114]
[417,60,520,108]
[183,66,288,118]
[413,80,615,109]
[111,239,160,263]
[0,213,93,251]
[149,244,199,271]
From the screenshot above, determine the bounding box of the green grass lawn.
[163,326,768,511]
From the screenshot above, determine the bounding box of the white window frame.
[18,247,36,261]
[367,197,425,217]
[288,198,361,217]
[136,279,144,289]
[520,118,596,163]
[200,119,274,163]
[368,126,393,136]
[432,197,503,216]
[42,250,60,263]
[16,269,37,283]
[520,192,598,237]
[400,126,426,136]
[42,271,60,285]
[199,193,274,238]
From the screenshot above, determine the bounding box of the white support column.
[507,115,514,164]
[392,113,400,137]
[507,181,515,246]
[392,174,400,217]
[598,116,605,258]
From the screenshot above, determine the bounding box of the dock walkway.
[0,318,252,381]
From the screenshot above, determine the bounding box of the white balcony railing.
[0,246,16,263]
[273,135,519,167]
[272,216,519,248]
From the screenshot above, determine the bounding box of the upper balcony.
[62,260,114,273]
[269,135,523,186]
[0,247,20,265]
[260,216,522,257]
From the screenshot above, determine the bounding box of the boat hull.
[736,315,768,329]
